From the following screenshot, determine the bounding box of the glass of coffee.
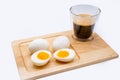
[70,4,101,41]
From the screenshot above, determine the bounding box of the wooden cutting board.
[12,30,118,80]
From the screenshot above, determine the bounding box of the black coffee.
[73,14,95,39]
[73,23,95,39]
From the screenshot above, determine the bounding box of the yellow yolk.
[37,52,49,60]
[57,50,69,58]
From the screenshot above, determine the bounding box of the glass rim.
[70,4,101,17]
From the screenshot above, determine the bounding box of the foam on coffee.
[73,14,95,26]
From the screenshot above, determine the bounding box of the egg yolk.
[57,50,69,58]
[37,52,49,60]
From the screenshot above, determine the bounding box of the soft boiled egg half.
[31,50,52,66]
[53,49,75,62]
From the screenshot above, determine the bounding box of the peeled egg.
[31,50,52,66]
[53,48,75,62]
[29,39,49,53]
[53,36,70,51]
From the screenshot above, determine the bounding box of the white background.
[0,0,120,80]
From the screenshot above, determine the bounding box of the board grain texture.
[12,30,118,80]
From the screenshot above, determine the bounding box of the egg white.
[31,50,52,66]
[29,39,49,53]
[53,48,75,62]
[53,36,70,51]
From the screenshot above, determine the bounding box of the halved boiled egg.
[53,49,75,62]
[31,50,52,66]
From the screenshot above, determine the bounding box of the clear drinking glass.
[70,4,101,41]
